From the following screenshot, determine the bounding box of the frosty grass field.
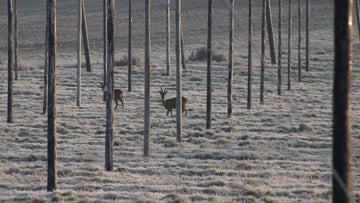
[0,0,360,202]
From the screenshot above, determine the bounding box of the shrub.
[189,47,208,61]
[115,55,142,67]
[189,46,227,62]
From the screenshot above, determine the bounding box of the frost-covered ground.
[0,0,359,202]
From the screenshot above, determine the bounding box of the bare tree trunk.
[47,0,57,192]
[228,0,234,118]
[176,0,183,142]
[43,0,49,115]
[356,0,360,42]
[103,0,107,101]
[144,0,151,156]
[166,0,171,76]
[305,0,310,72]
[260,0,266,105]
[14,0,18,81]
[77,0,83,107]
[82,1,92,72]
[298,0,302,82]
[333,0,353,202]
[7,0,14,123]
[247,0,252,110]
[105,0,115,171]
[288,0,292,91]
[181,30,186,70]
[128,0,132,91]
[278,0,282,96]
[266,0,276,65]
[206,0,213,129]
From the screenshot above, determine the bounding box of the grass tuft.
[164,139,178,148]
[298,123,313,132]
[57,126,69,135]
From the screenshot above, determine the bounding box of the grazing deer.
[159,87,188,117]
[100,82,124,110]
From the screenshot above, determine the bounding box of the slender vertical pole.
[144,0,151,156]
[77,0,83,107]
[228,0,234,118]
[103,0,107,101]
[176,0,183,143]
[288,0,292,91]
[355,0,360,42]
[206,0,213,129]
[305,0,310,72]
[298,0,302,82]
[266,0,276,65]
[260,0,266,105]
[247,0,252,110]
[105,0,115,171]
[278,0,282,96]
[82,1,92,72]
[128,0,132,91]
[43,0,49,115]
[7,0,14,123]
[181,31,186,70]
[166,0,171,76]
[333,0,353,202]
[47,0,57,192]
[14,0,18,81]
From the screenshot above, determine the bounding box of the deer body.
[100,82,124,110]
[159,88,188,117]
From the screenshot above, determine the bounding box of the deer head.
[159,87,168,102]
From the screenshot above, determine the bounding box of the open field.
[0,0,360,202]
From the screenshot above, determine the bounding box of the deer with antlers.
[100,82,124,110]
[159,87,188,117]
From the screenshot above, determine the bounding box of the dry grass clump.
[189,47,227,62]
[115,55,142,67]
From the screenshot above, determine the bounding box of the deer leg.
[114,99,118,110]
[182,108,188,117]
[120,98,124,109]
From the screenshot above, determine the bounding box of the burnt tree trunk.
[176,0,183,142]
[333,0,353,202]
[105,0,115,171]
[166,0,171,76]
[144,0,151,156]
[260,0,266,105]
[14,0,18,80]
[356,0,360,42]
[247,0,252,110]
[47,0,57,192]
[228,0,234,118]
[7,0,14,123]
[128,0,132,91]
[278,0,282,96]
[298,0,302,82]
[266,0,276,65]
[77,0,82,107]
[103,0,107,101]
[181,30,186,70]
[206,0,213,129]
[305,0,310,71]
[82,1,92,72]
[287,0,292,90]
[43,0,49,115]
